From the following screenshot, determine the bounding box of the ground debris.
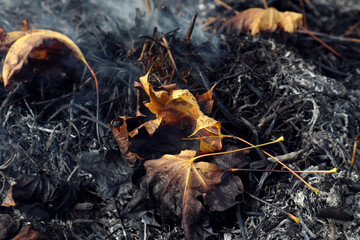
[0,0,359,239]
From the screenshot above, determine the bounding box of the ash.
[0,0,359,239]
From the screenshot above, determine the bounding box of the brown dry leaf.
[128,150,224,239]
[0,27,95,91]
[222,7,303,35]
[109,117,139,163]
[12,225,45,240]
[195,84,215,115]
[0,214,19,240]
[0,20,33,51]
[21,19,31,31]
[138,72,224,154]
[1,181,16,207]
[189,115,225,154]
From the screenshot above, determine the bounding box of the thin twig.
[297,29,360,44]
[300,27,344,58]
[214,0,240,14]
[299,0,308,28]
[161,33,178,71]
[186,11,198,45]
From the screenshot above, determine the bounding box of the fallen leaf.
[110,114,198,161]
[12,225,45,240]
[128,150,223,239]
[210,146,250,170]
[1,181,16,207]
[195,85,215,115]
[139,71,202,129]
[128,118,162,138]
[221,7,303,35]
[128,150,245,239]
[0,20,33,51]
[138,72,225,154]
[3,174,79,220]
[1,29,90,90]
[0,214,18,240]
[203,147,248,212]
[189,115,224,154]
[77,150,133,198]
[109,116,140,163]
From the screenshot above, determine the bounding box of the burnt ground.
[0,0,360,239]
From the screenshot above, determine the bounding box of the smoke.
[88,0,217,45]
[0,0,220,64]
[0,0,221,119]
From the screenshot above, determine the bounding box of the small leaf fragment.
[12,225,45,240]
[109,116,139,163]
[1,181,17,207]
[195,84,216,115]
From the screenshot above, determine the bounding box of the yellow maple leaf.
[138,71,225,154]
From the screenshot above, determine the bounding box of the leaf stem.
[300,26,343,58]
[246,192,300,223]
[192,136,284,162]
[350,136,359,172]
[231,168,338,173]
[84,61,101,148]
[232,136,320,194]
[262,0,268,9]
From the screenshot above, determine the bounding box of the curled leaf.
[1,29,89,90]
[221,7,303,35]
[109,117,139,163]
[0,20,33,51]
[195,84,215,115]
[189,115,224,154]
[138,72,226,154]
[1,181,16,207]
[139,71,202,129]
[3,174,79,220]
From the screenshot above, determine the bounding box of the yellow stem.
[232,136,320,194]
[214,0,240,14]
[144,0,151,15]
[350,136,359,172]
[247,192,300,223]
[192,136,284,162]
[262,0,268,8]
[231,168,338,173]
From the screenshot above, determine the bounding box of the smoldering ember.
[0,0,359,239]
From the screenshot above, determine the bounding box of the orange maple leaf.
[222,7,303,35]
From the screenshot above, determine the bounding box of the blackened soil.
[0,0,360,239]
